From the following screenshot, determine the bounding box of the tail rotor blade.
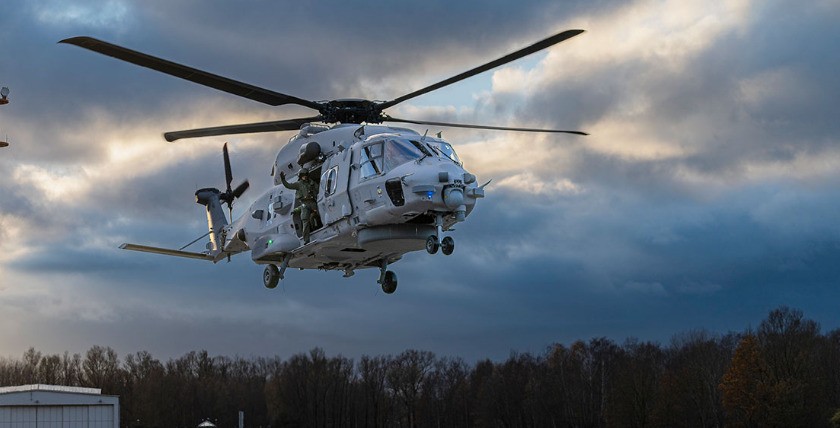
[218,144,250,220]
[232,180,250,199]
[223,143,233,193]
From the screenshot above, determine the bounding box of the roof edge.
[0,384,102,395]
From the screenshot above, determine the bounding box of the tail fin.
[195,188,229,254]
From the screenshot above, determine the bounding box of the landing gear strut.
[426,214,455,256]
[378,261,398,294]
[263,254,291,289]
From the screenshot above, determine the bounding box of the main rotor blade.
[60,36,322,110]
[378,29,584,110]
[164,116,323,142]
[384,116,588,135]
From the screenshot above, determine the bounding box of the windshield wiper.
[410,140,433,162]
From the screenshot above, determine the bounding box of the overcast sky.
[2,0,840,362]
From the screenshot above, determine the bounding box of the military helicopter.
[61,29,586,293]
[1,87,9,148]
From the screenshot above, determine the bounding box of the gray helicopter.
[61,29,587,293]
[1,87,9,148]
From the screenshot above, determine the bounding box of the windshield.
[384,138,424,171]
[360,138,424,179]
[427,141,461,165]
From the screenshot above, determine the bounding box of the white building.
[0,384,119,428]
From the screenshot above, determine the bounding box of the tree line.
[1,306,839,427]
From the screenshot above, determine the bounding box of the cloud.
[2,0,840,362]
[33,0,133,31]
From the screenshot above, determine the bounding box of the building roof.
[0,384,102,395]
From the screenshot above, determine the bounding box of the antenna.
[354,125,365,140]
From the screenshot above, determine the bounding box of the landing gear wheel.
[263,265,280,289]
[381,271,398,294]
[441,236,455,255]
[425,235,439,254]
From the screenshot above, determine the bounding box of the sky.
[1,0,840,363]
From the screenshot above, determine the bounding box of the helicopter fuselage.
[218,123,483,277]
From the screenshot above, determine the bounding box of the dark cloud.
[2,0,840,361]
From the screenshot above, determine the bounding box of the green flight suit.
[280,172,320,244]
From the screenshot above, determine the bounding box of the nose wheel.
[426,235,439,254]
[441,236,454,255]
[426,235,454,255]
[428,213,455,256]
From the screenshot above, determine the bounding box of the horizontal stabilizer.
[120,243,213,261]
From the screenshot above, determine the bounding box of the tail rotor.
[219,143,250,220]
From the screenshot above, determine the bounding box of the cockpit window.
[360,142,384,179]
[428,141,461,165]
[384,139,423,171]
[360,139,424,179]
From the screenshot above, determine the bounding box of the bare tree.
[358,354,393,428]
[387,349,436,428]
[655,330,732,427]
[21,347,41,384]
[37,354,62,385]
[82,345,122,392]
[607,339,664,428]
[59,351,82,386]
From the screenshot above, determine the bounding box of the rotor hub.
[320,99,383,124]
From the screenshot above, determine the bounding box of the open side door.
[320,145,354,226]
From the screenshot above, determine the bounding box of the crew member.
[280,168,319,244]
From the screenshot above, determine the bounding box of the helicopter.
[60,29,587,293]
[1,87,9,148]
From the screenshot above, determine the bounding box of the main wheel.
[381,270,398,294]
[263,265,280,289]
[425,235,439,254]
[441,236,455,255]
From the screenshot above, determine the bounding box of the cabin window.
[360,142,384,179]
[324,166,338,196]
